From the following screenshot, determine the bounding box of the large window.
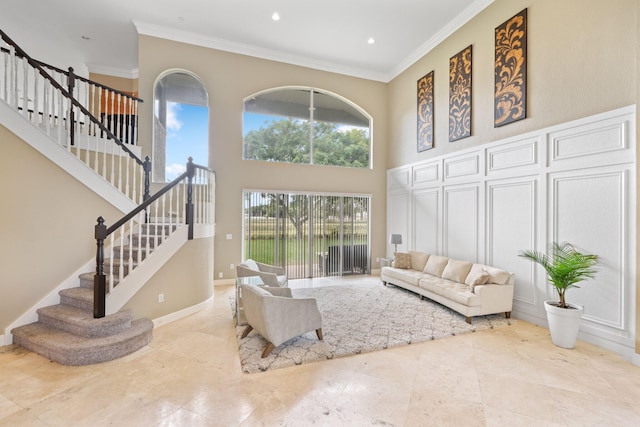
[243,87,371,168]
[243,191,370,279]
[153,71,209,182]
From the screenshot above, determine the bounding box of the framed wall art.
[417,71,434,152]
[449,45,472,142]
[494,8,527,127]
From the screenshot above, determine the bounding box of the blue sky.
[165,107,278,181]
[165,103,208,181]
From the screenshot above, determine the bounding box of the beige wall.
[88,73,139,94]
[387,0,636,168]
[137,36,389,280]
[122,237,214,319]
[0,125,123,332]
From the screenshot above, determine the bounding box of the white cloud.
[165,163,186,181]
[166,102,183,131]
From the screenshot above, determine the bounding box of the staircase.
[1,29,215,365]
[10,225,171,365]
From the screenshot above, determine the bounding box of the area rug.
[234,282,512,373]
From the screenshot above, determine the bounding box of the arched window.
[243,87,371,169]
[153,71,209,182]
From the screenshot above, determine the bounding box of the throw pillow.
[465,270,490,292]
[484,266,511,285]
[442,259,473,283]
[394,252,412,269]
[409,251,430,271]
[243,259,259,271]
[423,255,449,277]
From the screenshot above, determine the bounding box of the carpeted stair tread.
[59,287,94,310]
[11,318,154,366]
[78,272,119,289]
[37,305,132,338]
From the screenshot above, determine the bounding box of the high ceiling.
[1,0,493,82]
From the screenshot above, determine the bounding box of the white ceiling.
[1,0,493,82]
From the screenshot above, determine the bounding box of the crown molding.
[134,20,389,82]
[134,0,493,83]
[387,0,495,81]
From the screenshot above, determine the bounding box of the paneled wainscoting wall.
[387,105,636,360]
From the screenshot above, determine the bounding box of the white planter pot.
[544,300,584,349]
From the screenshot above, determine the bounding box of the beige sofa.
[381,251,514,323]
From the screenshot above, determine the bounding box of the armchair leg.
[316,328,323,340]
[262,342,275,358]
[465,316,472,324]
[241,325,253,339]
[505,311,512,319]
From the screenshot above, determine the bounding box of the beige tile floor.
[1,276,640,426]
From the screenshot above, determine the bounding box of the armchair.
[240,285,323,358]
[236,259,288,287]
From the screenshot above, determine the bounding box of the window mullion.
[309,90,314,165]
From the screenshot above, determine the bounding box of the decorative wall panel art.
[417,71,434,152]
[494,8,527,127]
[449,45,472,142]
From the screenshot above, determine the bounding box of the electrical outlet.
[376,257,380,262]
[226,234,232,240]
[230,263,234,270]
[158,293,164,303]
[219,272,223,278]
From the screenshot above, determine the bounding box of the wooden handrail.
[0,45,143,103]
[93,158,214,317]
[0,29,144,164]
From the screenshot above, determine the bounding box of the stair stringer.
[4,256,97,345]
[106,225,189,315]
[0,100,138,215]
[4,225,189,345]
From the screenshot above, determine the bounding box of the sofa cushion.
[410,251,430,271]
[423,255,449,277]
[394,252,412,269]
[442,259,473,283]
[383,267,427,287]
[418,277,481,307]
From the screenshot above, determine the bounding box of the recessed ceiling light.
[367,38,375,45]
[272,12,280,21]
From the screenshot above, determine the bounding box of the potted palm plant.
[518,242,598,349]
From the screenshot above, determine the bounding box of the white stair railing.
[0,30,148,204]
[94,159,215,317]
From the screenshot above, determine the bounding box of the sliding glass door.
[243,191,370,279]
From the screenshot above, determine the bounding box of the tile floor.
[1,276,640,426]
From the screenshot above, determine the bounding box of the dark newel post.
[67,67,76,146]
[94,216,107,318]
[143,156,151,223]
[143,156,151,201]
[186,157,194,240]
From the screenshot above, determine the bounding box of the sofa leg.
[465,316,472,324]
[241,325,253,339]
[316,328,324,340]
[262,342,275,358]
[382,281,387,286]
[505,311,511,319]
[419,295,424,300]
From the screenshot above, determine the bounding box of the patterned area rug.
[234,281,512,374]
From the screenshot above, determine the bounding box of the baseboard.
[0,334,5,347]
[633,352,640,367]
[152,295,214,328]
[214,278,235,286]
